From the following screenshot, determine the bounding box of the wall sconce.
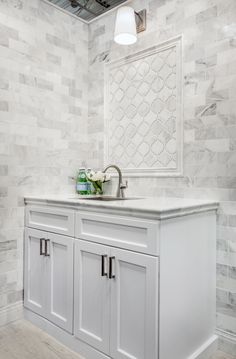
[114,6,146,45]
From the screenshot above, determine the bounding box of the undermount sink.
[70,196,142,201]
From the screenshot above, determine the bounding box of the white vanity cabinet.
[24,228,47,318]
[74,240,110,353]
[24,208,74,333]
[109,247,158,359]
[24,197,218,359]
[74,240,158,359]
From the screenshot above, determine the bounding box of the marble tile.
[0,0,236,345]
[211,351,236,359]
[219,335,236,358]
[0,320,84,359]
[87,0,236,338]
[105,39,181,175]
[0,0,88,317]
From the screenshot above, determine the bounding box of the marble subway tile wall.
[0,0,88,322]
[88,0,236,343]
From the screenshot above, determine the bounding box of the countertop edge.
[24,197,219,220]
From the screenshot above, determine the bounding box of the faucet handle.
[120,180,128,189]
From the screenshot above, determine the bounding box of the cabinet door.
[24,228,47,317]
[46,233,74,333]
[110,248,159,359]
[74,240,110,354]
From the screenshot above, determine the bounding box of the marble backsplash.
[104,36,182,176]
[88,0,236,340]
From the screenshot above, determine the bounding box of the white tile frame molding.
[104,36,183,177]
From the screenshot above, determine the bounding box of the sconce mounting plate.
[135,9,147,33]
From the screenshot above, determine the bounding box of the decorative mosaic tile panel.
[105,38,182,176]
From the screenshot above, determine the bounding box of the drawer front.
[75,211,159,255]
[26,206,75,237]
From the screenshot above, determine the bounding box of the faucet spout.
[103,164,128,198]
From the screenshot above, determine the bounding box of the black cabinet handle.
[101,255,108,277]
[45,239,50,257]
[109,256,115,279]
[40,238,45,255]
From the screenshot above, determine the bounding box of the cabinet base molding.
[187,335,218,359]
[0,301,23,328]
[24,309,110,359]
[24,308,218,359]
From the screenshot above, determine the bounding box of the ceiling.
[47,0,128,22]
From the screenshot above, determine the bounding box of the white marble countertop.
[24,195,219,220]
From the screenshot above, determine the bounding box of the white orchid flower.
[86,170,110,183]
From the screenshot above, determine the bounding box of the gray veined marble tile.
[0,101,9,112]
[46,33,75,52]
[196,6,218,24]
[0,0,88,316]
[0,320,84,359]
[46,52,62,65]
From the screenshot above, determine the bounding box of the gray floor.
[0,320,234,359]
[212,352,236,359]
[0,320,83,359]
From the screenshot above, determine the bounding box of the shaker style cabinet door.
[110,248,159,359]
[46,233,74,333]
[24,228,47,317]
[74,240,110,354]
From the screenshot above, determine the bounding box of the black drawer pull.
[40,238,45,255]
[109,256,115,279]
[101,255,108,277]
[45,239,50,257]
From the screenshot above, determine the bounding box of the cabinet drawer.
[75,211,159,255]
[25,206,75,237]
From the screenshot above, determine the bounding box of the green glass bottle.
[76,168,88,195]
[86,168,92,195]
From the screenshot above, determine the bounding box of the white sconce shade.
[114,6,137,45]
